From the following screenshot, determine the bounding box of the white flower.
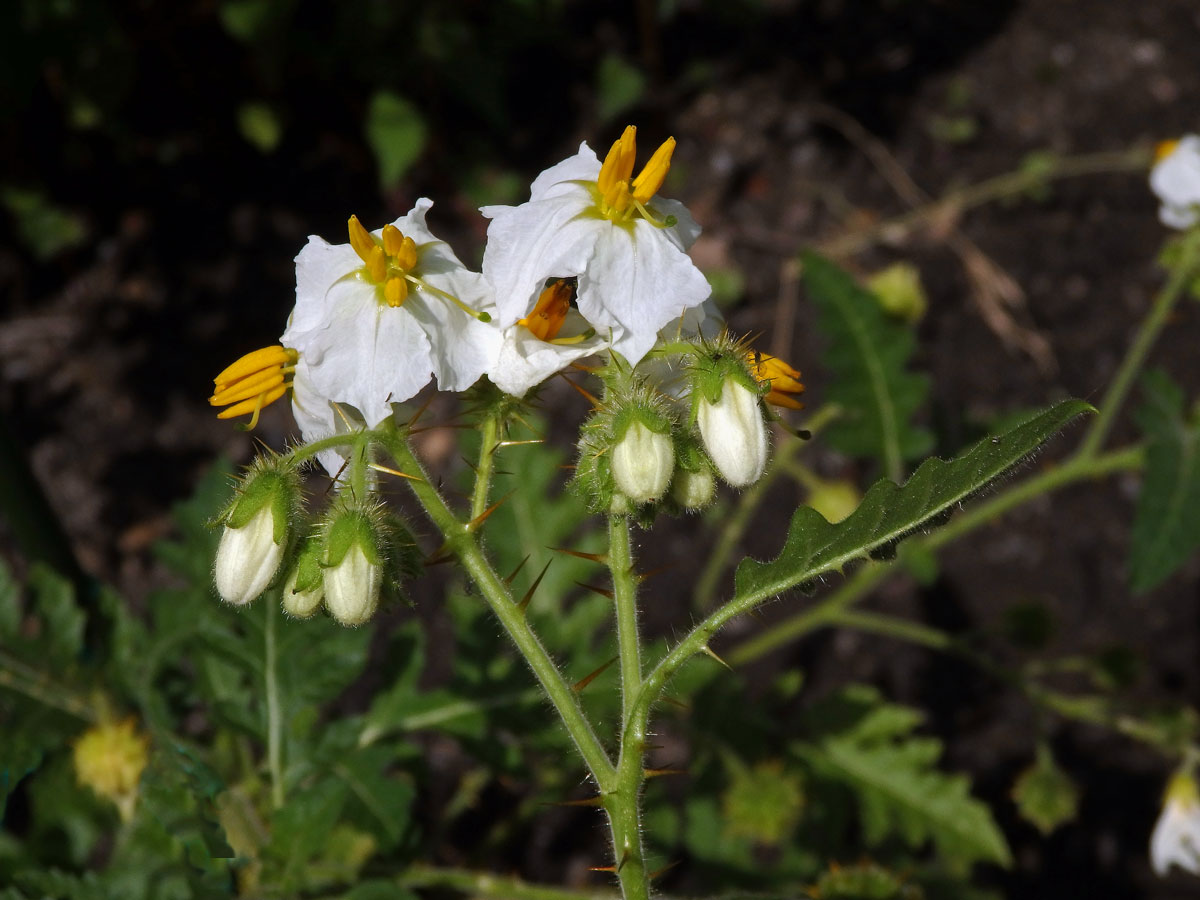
[1151,136,1200,230]
[281,199,501,429]
[1152,770,1200,876]
[481,126,711,367]
[696,377,768,488]
[487,279,615,396]
[214,505,285,606]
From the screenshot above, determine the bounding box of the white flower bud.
[324,544,380,627]
[281,568,323,618]
[214,506,285,606]
[671,467,715,510]
[611,421,674,504]
[1152,770,1200,876]
[696,378,768,488]
[1151,135,1200,230]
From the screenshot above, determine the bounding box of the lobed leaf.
[1129,370,1200,593]
[734,400,1092,604]
[803,251,933,479]
[798,685,1011,869]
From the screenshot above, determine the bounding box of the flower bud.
[611,421,674,504]
[671,467,715,510]
[322,505,383,627]
[696,377,768,488]
[281,536,324,618]
[866,262,928,323]
[1152,769,1200,876]
[214,462,299,606]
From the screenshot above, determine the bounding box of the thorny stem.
[609,515,642,724]
[1077,228,1200,459]
[376,425,616,789]
[471,414,500,521]
[606,514,651,900]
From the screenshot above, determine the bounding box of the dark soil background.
[3,0,1200,897]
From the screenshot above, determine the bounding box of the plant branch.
[471,414,500,521]
[264,594,285,809]
[377,425,616,788]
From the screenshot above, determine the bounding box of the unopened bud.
[214,462,299,606]
[611,421,674,504]
[696,377,768,488]
[322,505,382,627]
[672,467,715,510]
[282,536,324,618]
[867,262,928,323]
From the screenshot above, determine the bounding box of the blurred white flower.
[1152,770,1200,876]
[482,125,711,367]
[1151,136,1200,229]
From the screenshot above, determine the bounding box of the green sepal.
[290,533,325,595]
[323,506,382,569]
[222,456,301,546]
[687,340,762,413]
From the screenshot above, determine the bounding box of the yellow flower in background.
[72,718,150,822]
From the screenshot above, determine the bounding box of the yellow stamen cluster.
[749,351,805,410]
[1155,139,1181,163]
[518,279,573,341]
[210,345,298,428]
[72,718,150,822]
[596,125,676,223]
[348,214,419,307]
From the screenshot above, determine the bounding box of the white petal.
[528,142,601,201]
[286,236,362,339]
[488,315,610,397]
[1151,800,1200,875]
[482,193,600,325]
[576,220,711,365]
[1151,136,1200,230]
[647,196,702,251]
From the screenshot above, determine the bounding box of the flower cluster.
[208,124,805,620]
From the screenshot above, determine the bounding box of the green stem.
[0,652,97,722]
[1077,229,1200,459]
[377,425,615,788]
[829,608,1185,754]
[606,514,651,900]
[264,595,285,809]
[608,515,642,723]
[472,414,500,521]
[820,146,1154,259]
[399,865,616,900]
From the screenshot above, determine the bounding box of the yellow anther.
[217,384,289,422]
[631,136,675,204]
[384,276,408,307]
[366,245,388,283]
[210,345,297,427]
[209,369,284,406]
[381,223,405,257]
[518,279,573,341]
[348,214,376,264]
[396,235,418,271]
[749,350,805,410]
[1156,139,1181,163]
[602,179,633,217]
[213,345,292,386]
[598,125,638,196]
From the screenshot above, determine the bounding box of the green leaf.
[798,685,1011,869]
[1129,370,1200,592]
[28,564,84,667]
[364,92,428,190]
[1011,746,1078,835]
[803,251,933,478]
[734,400,1092,603]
